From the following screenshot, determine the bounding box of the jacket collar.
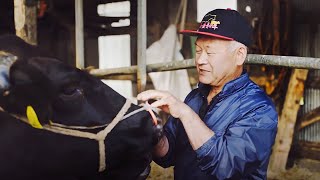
[198,70,249,98]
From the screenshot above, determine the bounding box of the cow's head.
[0,35,163,179]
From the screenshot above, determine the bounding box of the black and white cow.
[0,35,162,180]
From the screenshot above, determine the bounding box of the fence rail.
[88,54,320,79]
[1,53,320,79]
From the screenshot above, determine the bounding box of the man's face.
[195,37,239,88]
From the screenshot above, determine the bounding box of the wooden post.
[14,0,37,45]
[268,69,308,176]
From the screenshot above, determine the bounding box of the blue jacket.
[154,72,278,180]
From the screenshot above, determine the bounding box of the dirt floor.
[147,162,173,180]
[269,159,320,180]
[147,159,320,180]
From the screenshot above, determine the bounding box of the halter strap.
[44,99,132,172]
[1,99,158,172]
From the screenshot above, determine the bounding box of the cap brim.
[180,30,234,41]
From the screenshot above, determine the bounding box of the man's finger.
[137,90,167,101]
[150,99,168,108]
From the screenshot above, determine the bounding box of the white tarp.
[147,25,191,101]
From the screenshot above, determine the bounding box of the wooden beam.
[298,106,320,130]
[14,0,37,45]
[268,69,308,176]
[297,141,320,161]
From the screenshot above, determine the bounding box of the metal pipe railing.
[1,54,319,79]
[75,0,85,69]
[88,54,320,78]
[137,0,147,93]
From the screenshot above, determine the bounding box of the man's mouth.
[199,69,210,73]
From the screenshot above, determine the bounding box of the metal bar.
[245,54,320,69]
[88,54,320,78]
[137,0,147,93]
[1,53,320,78]
[89,65,138,78]
[75,0,85,69]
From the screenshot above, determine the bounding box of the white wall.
[197,0,237,22]
[98,35,133,99]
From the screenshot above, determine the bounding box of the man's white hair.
[228,41,247,53]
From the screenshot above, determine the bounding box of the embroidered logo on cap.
[199,14,220,30]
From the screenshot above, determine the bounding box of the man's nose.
[196,52,208,65]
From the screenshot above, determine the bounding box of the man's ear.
[235,46,247,66]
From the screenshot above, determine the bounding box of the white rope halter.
[3,99,156,172]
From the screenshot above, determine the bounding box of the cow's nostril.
[152,123,164,146]
[156,117,162,124]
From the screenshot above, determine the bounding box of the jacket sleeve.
[195,103,278,179]
[153,90,198,168]
[153,115,179,168]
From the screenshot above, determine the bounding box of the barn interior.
[0,0,320,179]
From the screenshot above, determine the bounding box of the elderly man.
[137,9,278,180]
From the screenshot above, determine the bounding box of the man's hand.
[138,90,215,150]
[137,90,188,119]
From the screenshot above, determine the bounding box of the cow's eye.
[60,87,83,99]
[63,87,78,95]
[53,86,84,112]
